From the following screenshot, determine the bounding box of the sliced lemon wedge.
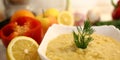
[58,11,74,26]
[7,36,41,60]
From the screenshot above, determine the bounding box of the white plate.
[38,24,120,60]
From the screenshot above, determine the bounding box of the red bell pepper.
[112,7,120,20]
[111,0,120,20]
[0,17,43,47]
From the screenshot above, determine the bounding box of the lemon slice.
[7,36,41,60]
[58,11,74,26]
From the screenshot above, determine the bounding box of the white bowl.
[38,24,120,60]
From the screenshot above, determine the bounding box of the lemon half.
[58,11,74,26]
[7,36,41,60]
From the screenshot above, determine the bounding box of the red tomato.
[0,17,43,47]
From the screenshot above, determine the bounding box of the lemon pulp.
[7,36,41,60]
[58,11,74,26]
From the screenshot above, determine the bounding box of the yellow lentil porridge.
[46,33,120,60]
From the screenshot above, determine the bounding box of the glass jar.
[4,0,32,17]
[0,0,6,22]
[4,0,67,17]
[32,0,67,15]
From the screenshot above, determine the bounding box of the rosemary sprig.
[73,20,94,49]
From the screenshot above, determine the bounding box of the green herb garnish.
[73,20,94,49]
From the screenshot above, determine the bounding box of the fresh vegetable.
[73,20,94,49]
[74,12,85,26]
[111,0,120,20]
[87,9,100,24]
[94,20,120,29]
[0,17,43,47]
[112,7,120,20]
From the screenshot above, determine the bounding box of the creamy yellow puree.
[46,34,120,60]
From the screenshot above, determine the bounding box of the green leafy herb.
[73,20,94,49]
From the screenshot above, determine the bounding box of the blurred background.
[0,0,117,21]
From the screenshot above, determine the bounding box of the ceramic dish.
[38,24,120,60]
